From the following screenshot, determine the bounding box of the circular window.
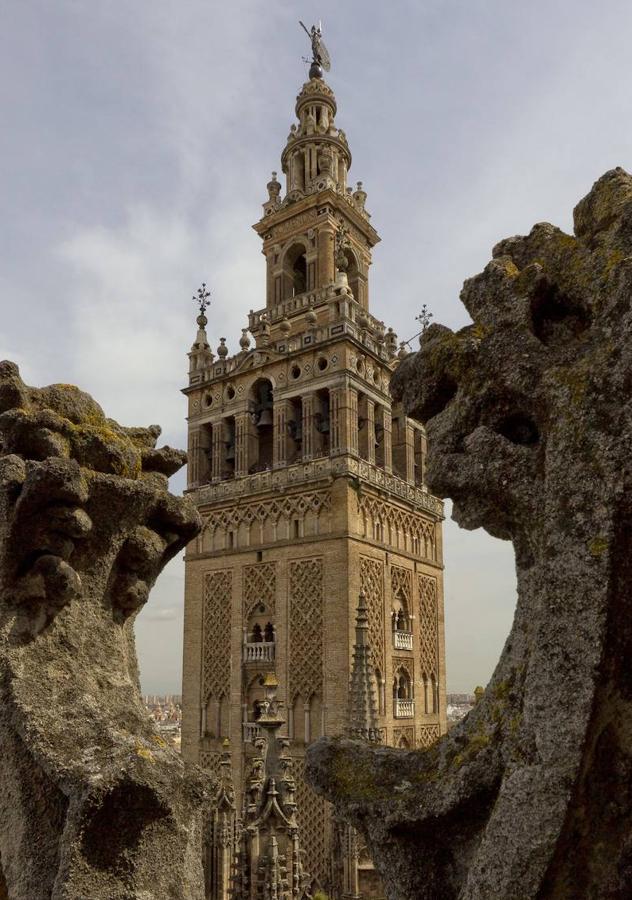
[373,368,380,384]
[357,358,365,375]
[226,385,236,400]
[317,356,328,372]
[203,393,213,408]
[291,364,301,380]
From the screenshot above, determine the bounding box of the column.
[188,428,200,487]
[211,422,224,481]
[317,223,335,288]
[329,388,342,455]
[381,407,392,473]
[234,412,252,477]
[273,399,292,468]
[365,399,375,466]
[348,389,358,456]
[302,394,316,460]
[405,420,415,483]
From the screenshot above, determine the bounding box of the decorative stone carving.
[307,169,632,898]
[0,362,208,899]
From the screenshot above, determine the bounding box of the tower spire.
[348,591,381,743]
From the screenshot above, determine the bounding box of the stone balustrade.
[394,699,415,719]
[192,454,443,518]
[242,722,262,743]
[393,630,413,651]
[243,641,275,663]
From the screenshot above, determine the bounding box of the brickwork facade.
[182,68,447,898]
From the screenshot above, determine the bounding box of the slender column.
[304,703,311,744]
[365,399,376,466]
[381,407,392,473]
[317,224,336,288]
[329,388,342,454]
[273,399,292,468]
[211,421,224,481]
[200,704,207,738]
[302,394,316,460]
[348,389,358,456]
[235,412,252,477]
[404,419,415,483]
[188,428,200,487]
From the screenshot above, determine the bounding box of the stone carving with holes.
[359,556,385,678]
[307,170,632,898]
[0,362,208,899]
[417,724,440,749]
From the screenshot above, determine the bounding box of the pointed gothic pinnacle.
[348,591,380,743]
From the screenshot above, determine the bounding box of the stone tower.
[181,59,447,897]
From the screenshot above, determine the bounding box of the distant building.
[181,42,447,898]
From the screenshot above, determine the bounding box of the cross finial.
[415,304,433,334]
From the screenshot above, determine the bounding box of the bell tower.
[182,39,447,899]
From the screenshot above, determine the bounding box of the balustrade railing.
[394,699,415,718]
[243,722,262,743]
[243,641,275,663]
[393,630,413,651]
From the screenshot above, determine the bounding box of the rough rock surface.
[306,168,632,899]
[0,362,208,899]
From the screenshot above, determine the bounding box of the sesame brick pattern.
[203,569,232,703]
[289,558,324,701]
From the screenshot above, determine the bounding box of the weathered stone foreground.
[306,168,632,899]
[0,362,208,899]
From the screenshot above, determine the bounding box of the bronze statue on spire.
[299,20,331,78]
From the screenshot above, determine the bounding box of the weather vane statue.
[299,20,331,79]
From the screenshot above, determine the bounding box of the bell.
[225,443,235,461]
[256,408,273,428]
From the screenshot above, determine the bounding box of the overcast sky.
[3,0,631,694]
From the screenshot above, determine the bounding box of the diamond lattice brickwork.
[360,556,385,677]
[289,558,323,700]
[243,562,276,619]
[418,574,439,679]
[203,569,232,702]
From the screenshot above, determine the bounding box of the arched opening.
[283,242,309,299]
[343,248,361,304]
[394,666,413,718]
[249,378,274,472]
[397,735,411,749]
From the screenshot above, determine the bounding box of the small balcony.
[394,699,415,719]
[243,641,275,664]
[393,630,413,651]
[243,722,262,743]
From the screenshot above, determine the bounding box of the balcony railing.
[243,722,262,743]
[393,630,413,651]
[243,641,275,663]
[394,699,415,719]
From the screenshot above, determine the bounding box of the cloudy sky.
[3,0,631,694]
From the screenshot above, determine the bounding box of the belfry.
[182,28,447,898]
